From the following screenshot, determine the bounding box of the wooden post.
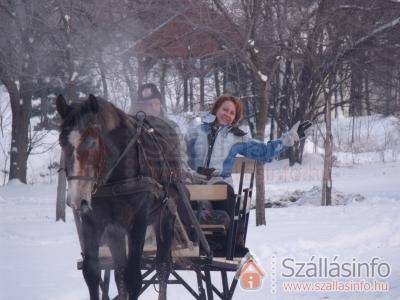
[56,152,66,221]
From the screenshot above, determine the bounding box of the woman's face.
[215,100,236,125]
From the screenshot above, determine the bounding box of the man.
[132,83,206,184]
[132,83,200,247]
[130,83,165,117]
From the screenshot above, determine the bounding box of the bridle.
[65,112,173,201]
[66,112,145,192]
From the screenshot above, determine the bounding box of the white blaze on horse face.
[67,130,95,210]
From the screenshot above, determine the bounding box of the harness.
[67,112,172,204]
[64,110,210,255]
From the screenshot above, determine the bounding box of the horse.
[56,94,184,300]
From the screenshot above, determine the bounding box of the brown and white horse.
[56,94,182,300]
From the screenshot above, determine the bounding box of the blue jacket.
[185,114,287,184]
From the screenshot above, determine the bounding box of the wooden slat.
[200,224,226,234]
[186,184,227,201]
[98,244,199,258]
[212,257,241,266]
[231,157,256,174]
[200,224,226,230]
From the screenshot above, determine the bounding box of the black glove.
[197,167,216,180]
[297,120,312,139]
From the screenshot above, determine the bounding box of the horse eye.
[83,138,98,149]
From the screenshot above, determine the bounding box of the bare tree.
[0,1,55,183]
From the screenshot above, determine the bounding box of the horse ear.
[87,94,99,114]
[56,94,71,119]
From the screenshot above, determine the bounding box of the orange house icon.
[239,259,265,290]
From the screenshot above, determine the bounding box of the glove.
[183,168,208,184]
[297,120,313,139]
[197,167,217,180]
[280,121,300,147]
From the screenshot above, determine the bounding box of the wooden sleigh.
[75,157,256,300]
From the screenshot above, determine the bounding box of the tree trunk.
[159,59,167,108]
[189,78,194,112]
[364,74,370,116]
[122,57,136,105]
[183,75,189,112]
[222,61,228,93]
[98,52,108,99]
[214,68,221,97]
[137,56,145,87]
[255,161,266,224]
[322,85,333,206]
[5,79,31,183]
[349,61,363,116]
[384,67,394,116]
[255,78,269,226]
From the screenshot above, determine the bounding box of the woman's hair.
[210,95,243,125]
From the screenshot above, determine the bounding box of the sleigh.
[75,157,256,300]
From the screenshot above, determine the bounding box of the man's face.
[144,98,162,116]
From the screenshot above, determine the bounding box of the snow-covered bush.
[313,114,400,164]
[265,185,365,207]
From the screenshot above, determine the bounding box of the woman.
[185,95,310,184]
[185,95,311,249]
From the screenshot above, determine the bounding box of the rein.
[100,113,145,186]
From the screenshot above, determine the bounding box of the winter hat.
[137,83,162,102]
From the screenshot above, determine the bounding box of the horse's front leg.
[81,213,101,300]
[155,209,176,300]
[107,228,128,299]
[125,212,147,300]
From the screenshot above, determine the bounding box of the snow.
[257,71,268,82]
[71,72,78,82]
[0,161,399,299]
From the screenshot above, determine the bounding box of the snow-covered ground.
[1,159,399,300]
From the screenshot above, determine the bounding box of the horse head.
[56,94,108,212]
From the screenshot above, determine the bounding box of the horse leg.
[107,229,128,299]
[81,215,101,300]
[125,212,147,300]
[155,210,176,300]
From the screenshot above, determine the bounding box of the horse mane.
[59,97,129,132]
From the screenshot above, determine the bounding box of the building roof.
[130,3,242,59]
